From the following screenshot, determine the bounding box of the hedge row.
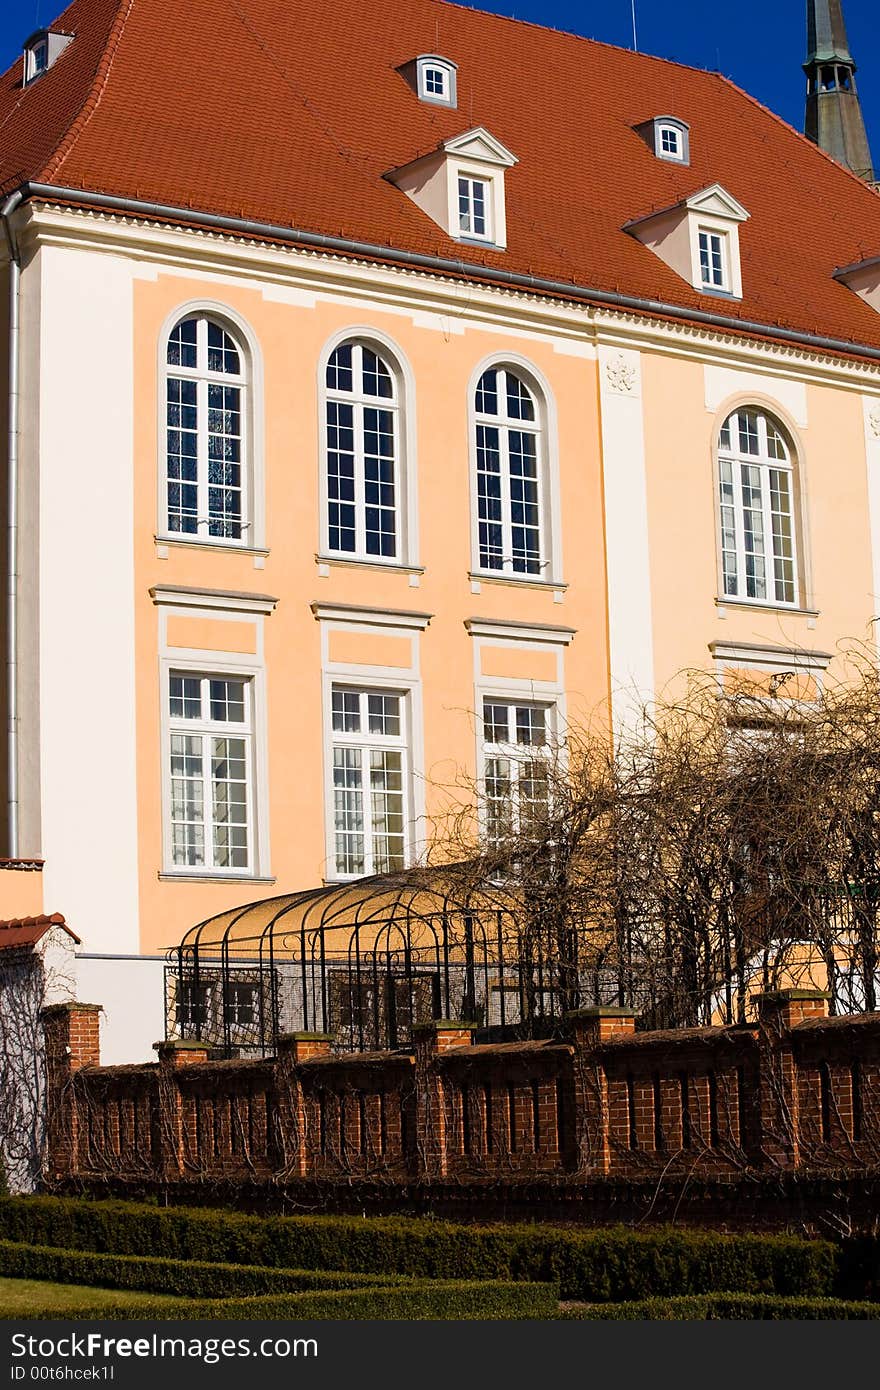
[2,1280,559,1322]
[0,1197,840,1301]
[0,1242,403,1299]
[558,1294,880,1320]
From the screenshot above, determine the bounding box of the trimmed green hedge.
[0,1242,402,1299]
[3,1280,559,1321]
[0,1197,840,1301]
[558,1294,880,1320]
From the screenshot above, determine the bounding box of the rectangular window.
[330,686,409,877]
[458,176,489,239]
[168,673,253,872]
[482,699,552,848]
[699,230,727,289]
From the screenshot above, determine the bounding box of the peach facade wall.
[641,350,876,700]
[132,274,609,955]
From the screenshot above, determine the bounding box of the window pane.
[170,675,202,720]
[369,750,405,872]
[363,406,397,557]
[515,705,546,746]
[475,369,499,417]
[367,693,401,737]
[740,463,766,599]
[166,378,199,534]
[326,343,354,392]
[485,756,512,847]
[211,737,249,869]
[333,747,364,875]
[167,318,198,369]
[326,399,357,552]
[476,424,503,569]
[209,679,246,723]
[332,688,361,733]
[361,348,394,400]
[170,733,205,866]
[206,321,241,376]
[483,701,510,745]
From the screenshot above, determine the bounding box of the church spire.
[804,1,874,181]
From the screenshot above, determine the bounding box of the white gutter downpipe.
[2,190,22,857]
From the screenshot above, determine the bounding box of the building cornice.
[14,197,880,391]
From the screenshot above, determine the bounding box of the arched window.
[717,408,798,605]
[474,365,544,576]
[165,315,248,542]
[324,341,400,560]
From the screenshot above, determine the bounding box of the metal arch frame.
[165,861,617,1055]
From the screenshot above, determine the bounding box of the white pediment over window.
[625,183,750,299]
[834,255,880,314]
[386,126,518,250]
[441,128,518,168]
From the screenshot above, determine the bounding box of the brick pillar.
[41,1003,102,1181]
[152,1039,209,1178]
[413,1020,476,1178]
[275,1032,334,1177]
[755,989,829,1169]
[566,1007,636,1176]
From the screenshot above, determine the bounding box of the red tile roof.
[0,912,80,950]
[2,0,880,356]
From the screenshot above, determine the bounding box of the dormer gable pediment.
[684,184,750,223]
[386,126,517,250]
[625,183,750,300]
[441,128,518,168]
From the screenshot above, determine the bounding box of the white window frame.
[317,328,418,569]
[25,39,48,82]
[716,408,799,608]
[157,301,265,552]
[698,228,728,291]
[458,173,492,242]
[416,55,458,107]
[469,356,562,584]
[653,118,690,163]
[165,670,255,875]
[159,651,271,881]
[480,697,556,848]
[326,682,413,880]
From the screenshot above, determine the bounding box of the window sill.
[715,597,819,619]
[158,872,276,884]
[155,535,269,558]
[469,571,567,591]
[316,554,424,576]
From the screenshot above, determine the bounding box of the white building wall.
[37,246,140,954]
[75,955,167,1066]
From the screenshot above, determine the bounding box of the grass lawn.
[0,1277,183,1315]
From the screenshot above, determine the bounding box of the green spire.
[806,0,853,66]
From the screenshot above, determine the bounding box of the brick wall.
[41,992,880,1205]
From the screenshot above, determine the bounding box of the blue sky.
[1,0,877,158]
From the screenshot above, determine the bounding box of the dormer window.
[386,127,517,250]
[635,115,691,165]
[23,29,73,85]
[834,254,880,314]
[699,229,728,290]
[625,183,749,300]
[397,54,458,109]
[458,176,489,239]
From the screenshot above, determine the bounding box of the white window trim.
[446,162,507,248]
[698,227,730,292]
[479,695,559,846]
[317,327,419,570]
[156,299,265,552]
[654,118,690,164]
[715,408,801,609]
[415,55,458,108]
[688,214,743,299]
[25,40,48,83]
[467,354,564,586]
[327,683,412,879]
[321,668,423,883]
[159,648,271,881]
[316,609,427,883]
[457,173,493,242]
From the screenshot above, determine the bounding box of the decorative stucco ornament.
[605,354,638,394]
